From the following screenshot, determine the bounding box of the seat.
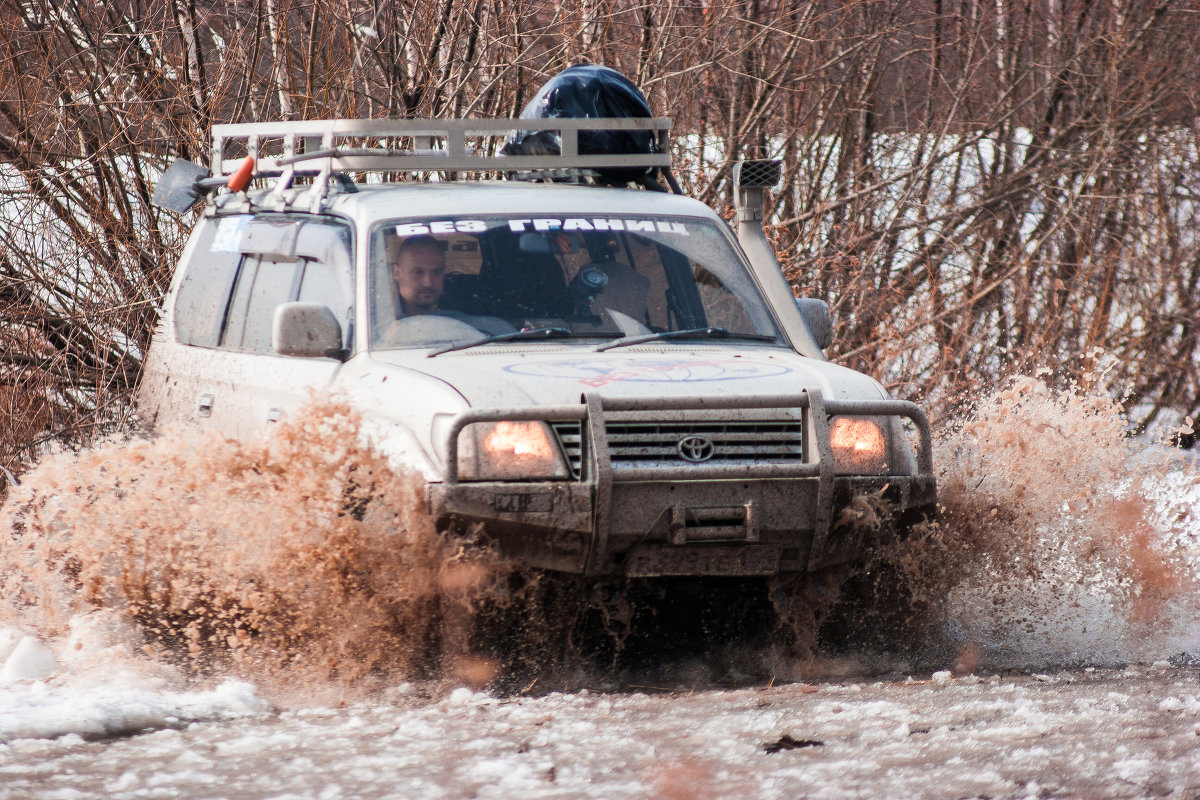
[485,251,572,319]
[440,272,487,316]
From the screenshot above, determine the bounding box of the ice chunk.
[0,627,22,663]
[0,636,57,682]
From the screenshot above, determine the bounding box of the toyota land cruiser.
[141,118,935,578]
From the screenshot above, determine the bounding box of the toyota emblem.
[677,435,716,463]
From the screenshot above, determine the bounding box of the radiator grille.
[550,421,586,479]
[550,417,806,479]
[607,420,805,467]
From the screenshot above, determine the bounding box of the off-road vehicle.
[141,117,935,577]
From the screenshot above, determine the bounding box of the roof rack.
[211,117,669,174]
[209,117,673,212]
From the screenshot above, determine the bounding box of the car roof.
[228,180,724,223]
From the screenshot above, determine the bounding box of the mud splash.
[3,380,1198,699]
[0,397,505,702]
[872,374,1200,669]
[0,394,776,697]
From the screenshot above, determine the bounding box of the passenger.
[390,235,446,316]
[576,234,652,331]
[593,260,651,328]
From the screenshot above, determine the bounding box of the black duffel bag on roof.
[502,64,660,186]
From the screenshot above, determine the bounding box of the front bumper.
[428,391,936,576]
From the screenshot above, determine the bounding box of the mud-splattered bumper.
[428,392,936,577]
[430,474,935,576]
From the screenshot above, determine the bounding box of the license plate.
[623,545,780,577]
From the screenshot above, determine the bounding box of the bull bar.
[435,389,934,575]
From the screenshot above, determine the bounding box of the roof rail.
[210,117,673,177]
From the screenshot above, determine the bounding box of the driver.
[390,235,446,316]
[379,234,514,344]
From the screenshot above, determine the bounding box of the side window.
[215,217,352,355]
[296,259,343,309]
[224,257,301,352]
[173,216,248,347]
[294,225,352,336]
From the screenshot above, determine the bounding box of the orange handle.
[227,156,256,192]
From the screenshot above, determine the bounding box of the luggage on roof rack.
[502,65,661,186]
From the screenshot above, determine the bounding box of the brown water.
[884,375,1200,668]
[2,378,1198,702]
[0,398,513,702]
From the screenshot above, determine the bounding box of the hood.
[369,345,888,408]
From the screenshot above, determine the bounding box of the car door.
[160,214,353,438]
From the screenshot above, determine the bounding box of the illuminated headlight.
[829,416,889,475]
[456,421,569,481]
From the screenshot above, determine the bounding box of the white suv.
[140,118,935,578]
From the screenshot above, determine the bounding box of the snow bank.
[0,612,273,743]
[0,678,271,742]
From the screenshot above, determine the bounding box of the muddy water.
[1,378,1200,796]
[873,376,1200,671]
[0,397,516,700]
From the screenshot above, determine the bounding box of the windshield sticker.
[507,219,690,235]
[395,220,487,236]
[211,215,251,252]
[503,358,790,387]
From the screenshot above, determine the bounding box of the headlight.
[456,420,569,481]
[829,416,889,475]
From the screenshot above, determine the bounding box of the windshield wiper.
[427,326,573,357]
[594,327,776,352]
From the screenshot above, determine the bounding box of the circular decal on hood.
[503,357,791,388]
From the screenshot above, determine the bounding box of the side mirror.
[794,297,833,350]
[272,302,347,360]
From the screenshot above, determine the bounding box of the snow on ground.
[0,612,273,743]
[0,678,270,744]
[2,667,1200,798]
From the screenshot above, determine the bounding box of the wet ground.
[4,664,1200,799]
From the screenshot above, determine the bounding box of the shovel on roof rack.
[152,156,256,213]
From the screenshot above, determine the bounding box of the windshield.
[369,214,784,350]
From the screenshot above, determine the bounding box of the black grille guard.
[442,389,932,484]
[440,389,933,573]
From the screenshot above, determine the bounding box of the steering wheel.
[378,314,483,346]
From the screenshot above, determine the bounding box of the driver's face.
[393,243,446,315]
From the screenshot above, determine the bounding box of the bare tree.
[3,0,1199,487]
